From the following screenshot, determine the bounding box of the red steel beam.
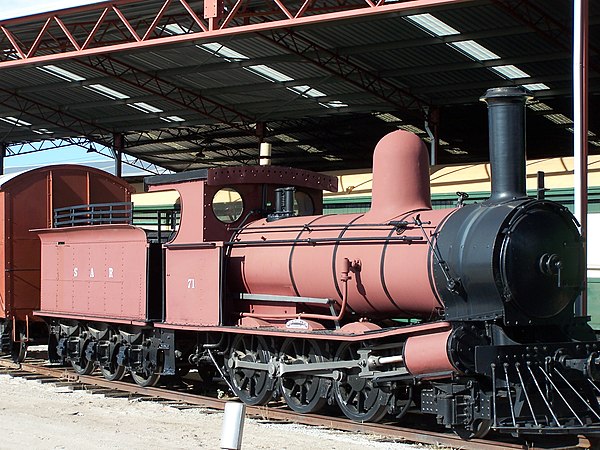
[0,88,113,144]
[77,55,256,135]
[0,0,472,69]
[260,28,430,121]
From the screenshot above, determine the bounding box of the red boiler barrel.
[228,131,458,319]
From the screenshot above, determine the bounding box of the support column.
[0,143,6,175]
[112,133,124,178]
[573,0,589,316]
[424,107,440,166]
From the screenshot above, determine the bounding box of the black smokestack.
[481,86,531,202]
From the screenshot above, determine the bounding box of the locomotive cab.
[143,166,338,329]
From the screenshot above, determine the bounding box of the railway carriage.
[34,88,600,439]
[0,165,132,362]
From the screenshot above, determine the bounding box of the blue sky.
[0,1,104,21]
[1,1,152,176]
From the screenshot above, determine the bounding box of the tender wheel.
[102,363,126,381]
[279,338,329,414]
[454,419,492,440]
[333,342,389,422]
[11,332,27,363]
[100,345,126,381]
[227,334,274,406]
[71,351,94,375]
[131,369,160,387]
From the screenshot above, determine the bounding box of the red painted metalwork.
[0,0,472,69]
[0,166,132,324]
[403,330,455,376]
[163,244,223,326]
[153,320,453,341]
[575,0,589,316]
[261,29,430,118]
[37,225,153,324]
[228,131,452,319]
[0,88,113,147]
[76,55,256,135]
[207,166,338,192]
[146,164,335,327]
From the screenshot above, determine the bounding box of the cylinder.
[403,330,455,376]
[480,86,531,202]
[220,401,246,450]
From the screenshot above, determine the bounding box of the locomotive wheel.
[279,338,329,414]
[176,366,191,378]
[197,367,216,382]
[333,342,389,422]
[131,369,160,387]
[10,332,27,363]
[454,419,492,440]
[227,334,273,406]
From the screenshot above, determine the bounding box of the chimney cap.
[480,86,533,103]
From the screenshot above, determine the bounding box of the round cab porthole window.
[294,191,314,216]
[212,188,244,223]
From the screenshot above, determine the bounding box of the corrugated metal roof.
[0,0,597,172]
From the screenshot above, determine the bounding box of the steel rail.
[0,357,592,450]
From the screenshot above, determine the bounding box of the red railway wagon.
[0,165,133,361]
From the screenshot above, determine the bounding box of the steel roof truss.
[0,0,472,69]
[79,55,257,134]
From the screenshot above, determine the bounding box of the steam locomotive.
[24,87,600,439]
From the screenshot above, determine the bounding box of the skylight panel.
[299,144,322,153]
[199,42,249,61]
[566,128,596,137]
[37,65,86,82]
[491,65,530,79]
[160,116,186,123]
[522,83,550,91]
[0,116,32,127]
[374,112,402,123]
[31,128,53,135]
[320,100,348,108]
[398,124,426,134]
[527,101,553,111]
[445,148,468,155]
[84,84,130,100]
[163,24,187,35]
[405,13,460,36]
[275,134,299,143]
[449,40,500,61]
[288,85,327,98]
[129,102,163,113]
[544,113,573,125]
[247,65,294,83]
[166,142,187,150]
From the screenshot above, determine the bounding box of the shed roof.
[0,0,597,172]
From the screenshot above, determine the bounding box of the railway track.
[0,355,594,450]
